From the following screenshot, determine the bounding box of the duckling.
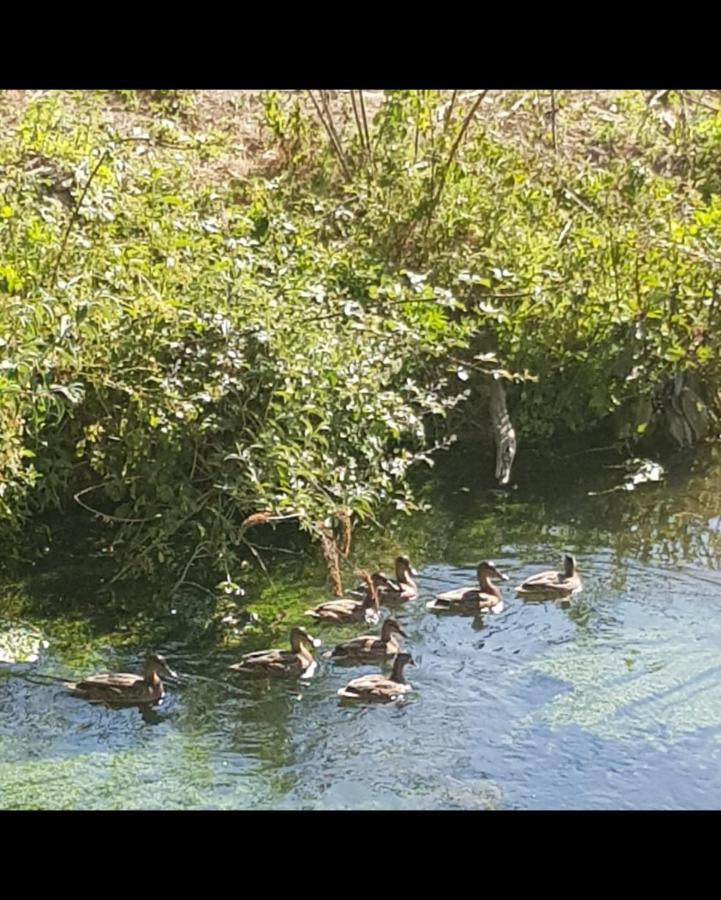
[324,618,408,662]
[516,553,582,600]
[305,571,380,625]
[337,652,415,702]
[64,653,177,706]
[362,556,419,602]
[229,626,321,679]
[426,561,508,613]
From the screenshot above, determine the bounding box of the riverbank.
[1,90,720,590]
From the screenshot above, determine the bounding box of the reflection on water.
[4,444,721,808]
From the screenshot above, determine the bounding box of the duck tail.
[426,598,449,611]
[337,687,358,700]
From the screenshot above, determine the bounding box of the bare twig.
[337,508,352,559]
[107,490,213,586]
[560,443,622,459]
[307,91,351,181]
[320,90,352,181]
[680,93,721,115]
[73,482,161,524]
[51,147,110,288]
[426,90,488,228]
[172,541,209,593]
[550,90,557,152]
[443,90,458,137]
[358,91,372,162]
[413,105,420,166]
[239,535,270,576]
[350,91,368,159]
[315,521,343,597]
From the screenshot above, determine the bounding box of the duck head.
[143,653,178,681]
[391,651,415,682]
[476,561,508,584]
[381,618,408,640]
[395,556,419,581]
[290,626,322,652]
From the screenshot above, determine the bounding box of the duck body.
[306,570,380,625]
[229,627,321,678]
[65,654,177,706]
[337,652,414,703]
[427,562,507,613]
[305,597,379,625]
[516,554,582,600]
[325,618,407,662]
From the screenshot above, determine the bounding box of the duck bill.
[398,628,409,638]
[162,666,179,679]
[409,567,419,577]
[310,637,322,649]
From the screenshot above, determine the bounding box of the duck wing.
[231,649,291,671]
[338,674,388,697]
[518,569,561,589]
[306,599,359,615]
[329,635,378,657]
[72,672,143,691]
[434,584,480,603]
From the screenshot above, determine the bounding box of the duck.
[324,618,408,662]
[516,553,582,600]
[426,561,508,613]
[357,556,419,602]
[229,626,321,679]
[64,653,178,706]
[337,652,415,703]
[305,571,381,625]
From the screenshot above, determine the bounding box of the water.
[3,444,721,809]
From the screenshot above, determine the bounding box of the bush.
[1,89,720,587]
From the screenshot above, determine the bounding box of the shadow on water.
[4,443,721,808]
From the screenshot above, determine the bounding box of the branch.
[51,147,110,288]
[358,91,372,162]
[350,91,368,159]
[307,90,351,182]
[73,482,161,524]
[428,90,488,219]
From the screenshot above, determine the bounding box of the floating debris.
[0,622,49,664]
[588,458,665,496]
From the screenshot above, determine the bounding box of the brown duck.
[229,626,321,678]
[360,556,419,602]
[337,652,415,703]
[325,618,408,662]
[427,561,508,613]
[64,653,178,706]
[516,554,582,600]
[305,571,381,625]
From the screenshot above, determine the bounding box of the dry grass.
[3,89,720,189]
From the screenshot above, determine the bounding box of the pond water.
[3,444,721,810]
